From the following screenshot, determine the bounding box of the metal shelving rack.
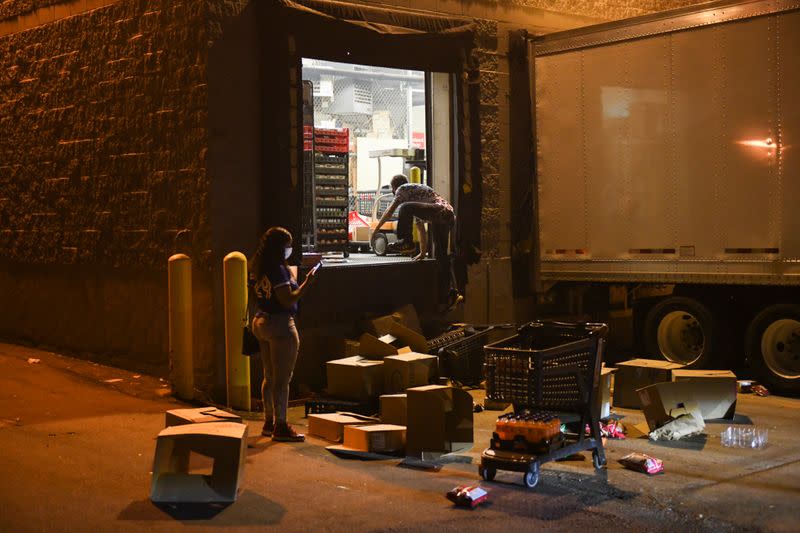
[301,81,316,250]
[313,127,349,256]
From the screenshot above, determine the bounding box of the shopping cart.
[479,320,608,488]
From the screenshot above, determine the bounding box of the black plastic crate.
[428,325,495,386]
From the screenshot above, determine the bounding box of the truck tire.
[644,296,719,367]
[745,304,800,395]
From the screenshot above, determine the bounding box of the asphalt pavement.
[1,342,799,532]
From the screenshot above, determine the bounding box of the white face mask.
[284,247,293,260]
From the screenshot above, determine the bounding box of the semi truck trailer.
[527,0,800,393]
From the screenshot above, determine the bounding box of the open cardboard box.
[671,369,737,419]
[359,321,428,358]
[637,377,736,433]
[150,422,248,503]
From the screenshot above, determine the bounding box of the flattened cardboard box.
[384,352,439,394]
[613,358,685,408]
[380,394,407,426]
[307,413,380,443]
[406,385,473,455]
[326,356,384,400]
[342,424,407,453]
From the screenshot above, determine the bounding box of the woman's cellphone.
[309,262,322,275]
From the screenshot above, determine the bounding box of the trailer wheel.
[523,462,540,489]
[644,296,718,367]
[745,304,800,395]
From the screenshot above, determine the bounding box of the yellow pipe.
[409,166,422,244]
[168,254,194,401]
[223,252,251,411]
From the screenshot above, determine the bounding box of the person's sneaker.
[386,240,415,254]
[261,419,274,437]
[272,422,305,442]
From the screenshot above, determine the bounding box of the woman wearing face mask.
[249,226,317,441]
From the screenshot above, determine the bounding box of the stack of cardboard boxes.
[308,307,473,456]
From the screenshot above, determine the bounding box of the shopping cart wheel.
[479,465,496,482]
[592,450,606,469]
[523,462,540,489]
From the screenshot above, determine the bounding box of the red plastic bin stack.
[314,128,349,154]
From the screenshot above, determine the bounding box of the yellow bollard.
[409,166,422,184]
[223,252,251,411]
[409,166,422,244]
[168,254,194,401]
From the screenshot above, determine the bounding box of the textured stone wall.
[0,0,211,270]
[0,0,249,392]
[0,0,63,21]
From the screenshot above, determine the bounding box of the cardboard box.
[150,422,248,503]
[326,356,385,400]
[165,408,243,427]
[638,378,736,433]
[358,332,400,359]
[406,385,473,455]
[671,369,738,419]
[594,366,616,419]
[362,321,428,354]
[353,226,371,242]
[367,304,422,336]
[384,352,439,394]
[307,413,379,443]
[380,394,407,426]
[342,424,406,453]
[612,358,685,408]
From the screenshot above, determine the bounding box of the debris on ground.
[27,358,40,364]
[649,413,705,441]
[720,425,768,449]
[619,452,664,475]
[752,384,770,397]
[446,485,489,508]
[103,378,123,383]
[586,420,626,439]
